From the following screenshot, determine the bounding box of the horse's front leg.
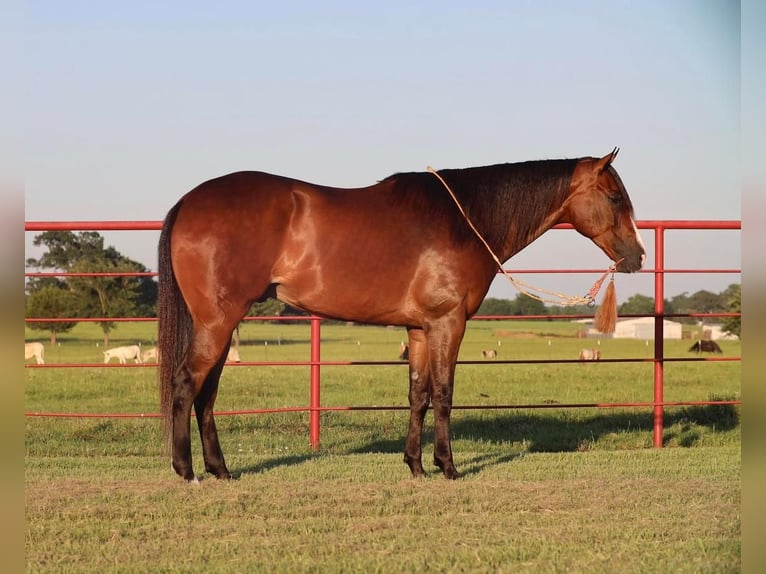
[403,328,431,477]
[426,314,466,480]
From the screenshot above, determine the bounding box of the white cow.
[141,346,159,362]
[103,345,143,364]
[578,348,601,361]
[226,347,241,362]
[25,342,45,364]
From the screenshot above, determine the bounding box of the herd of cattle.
[25,338,725,365]
[24,342,241,364]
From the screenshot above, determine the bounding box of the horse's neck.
[462,163,573,262]
[440,161,574,263]
[499,201,567,262]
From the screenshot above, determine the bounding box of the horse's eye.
[609,193,623,205]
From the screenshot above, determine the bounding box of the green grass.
[26,320,741,572]
[25,449,740,573]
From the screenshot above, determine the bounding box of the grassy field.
[25,320,741,572]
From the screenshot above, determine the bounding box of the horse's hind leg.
[171,325,238,481]
[194,349,231,479]
[170,362,198,481]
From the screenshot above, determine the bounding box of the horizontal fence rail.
[25,219,741,448]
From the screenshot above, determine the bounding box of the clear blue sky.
[24,0,741,303]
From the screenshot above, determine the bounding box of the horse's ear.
[594,147,619,174]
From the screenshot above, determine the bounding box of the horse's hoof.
[435,460,461,479]
[174,469,197,482]
[205,465,232,480]
[404,455,425,478]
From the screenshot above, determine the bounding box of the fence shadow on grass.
[459,402,738,452]
[347,402,739,470]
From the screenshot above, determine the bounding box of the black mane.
[382,158,579,255]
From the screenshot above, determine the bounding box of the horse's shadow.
[230,453,315,478]
[454,452,524,476]
[229,449,523,480]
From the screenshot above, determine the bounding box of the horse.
[578,348,601,361]
[25,342,45,364]
[688,340,722,353]
[398,342,410,361]
[157,148,645,482]
[481,349,498,359]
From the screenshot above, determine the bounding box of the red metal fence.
[25,220,741,448]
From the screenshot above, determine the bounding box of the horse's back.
[169,170,402,283]
[165,169,495,325]
[176,171,297,222]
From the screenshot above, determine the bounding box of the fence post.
[309,315,321,449]
[653,225,665,448]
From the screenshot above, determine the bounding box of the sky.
[23,0,742,304]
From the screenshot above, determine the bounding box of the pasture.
[25,319,741,572]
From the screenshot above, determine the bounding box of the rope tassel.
[594,276,618,334]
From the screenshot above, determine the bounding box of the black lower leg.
[171,398,196,480]
[404,376,430,477]
[432,386,459,480]
[195,405,231,479]
[195,360,231,479]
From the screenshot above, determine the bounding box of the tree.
[476,297,514,317]
[26,231,157,346]
[548,303,592,317]
[27,231,105,270]
[618,294,655,316]
[670,287,738,326]
[515,293,547,317]
[25,285,79,344]
[248,299,286,318]
[476,295,546,317]
[686,289,726,314]
[721,284,741,338]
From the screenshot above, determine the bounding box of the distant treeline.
[475,284,741,337]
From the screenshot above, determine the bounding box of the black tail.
[157,200,194,452]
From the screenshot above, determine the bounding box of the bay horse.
[158,148,645,481]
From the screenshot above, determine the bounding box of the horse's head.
[562,148,645,273]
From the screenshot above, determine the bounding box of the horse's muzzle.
[616,251,645,273]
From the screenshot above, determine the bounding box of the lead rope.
[426,166,620,308]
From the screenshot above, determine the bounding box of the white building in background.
[578,317,739,341]
[584,317,683,339]
[702,324,739,341]
[614,317,682,339]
